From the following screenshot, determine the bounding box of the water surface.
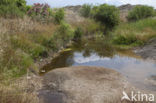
[41,38,156,91]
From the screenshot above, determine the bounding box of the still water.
[41,38,156,91]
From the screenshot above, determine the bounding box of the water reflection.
[41,38,156,91]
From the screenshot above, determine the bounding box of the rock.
[119,4,134,11]
[136,38,156,61]
[119,4,134,22]
[39,66,133,103]
[64,5,82,13]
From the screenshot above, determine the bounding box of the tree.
[93,4,120,30]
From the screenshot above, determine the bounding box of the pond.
[40,37,156,92]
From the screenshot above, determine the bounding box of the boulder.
[39,66,134,103]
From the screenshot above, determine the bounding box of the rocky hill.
[119,4,134,21]
[64,4,135,22]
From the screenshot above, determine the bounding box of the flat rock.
[39,66,134,103]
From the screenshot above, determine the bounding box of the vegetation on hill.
[80,4,120,33]
[92,4,120,30]
[111,5,156,48]
[54,8,65,24]
[80,4,92,18]
[127,5,155,21]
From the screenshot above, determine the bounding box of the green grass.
[112,18,156,47]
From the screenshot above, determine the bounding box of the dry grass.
[0,74,42,103]
[0,16,58,35]
[0,16,59,103]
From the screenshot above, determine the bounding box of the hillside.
[64,4,135,22]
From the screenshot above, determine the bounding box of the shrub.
[16,0,27,12]
[73,27,83,40]
[113,34,144,46]
[80,4,92,18]
[27,3,53,21]
[127,5,155,21]
[0,0,26,18]
[43,36,57,51]
[92,4,120,30]
[56,22,74,42]
[54,8,65,24]
[44,22,74,49]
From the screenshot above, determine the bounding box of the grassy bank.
[0,15,74,102]
[112,18,156,48]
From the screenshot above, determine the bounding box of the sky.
[26,0,156,8]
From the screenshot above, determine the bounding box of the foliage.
[43,22,74,50]
[112,18,156,46]
[11,35,47,59]
[27,3,53,21]
[73,27,83,40]
[0,0,26,18]
[92,4,120,30]
[54,22,74,44]
[43,36,57,50]
[80,4,92,18]
[16,0,27,11]
[73,19,103,36]
[127,5,155,21]
[113,34,143,46]
[54,8,65,24]
[0,45,33,78]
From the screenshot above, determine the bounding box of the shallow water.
[41,38,156,91]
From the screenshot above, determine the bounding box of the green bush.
[92,4,120,30]
[113,34,144,46]
[44,22,74,49]
[127,5,155,21]
[56,22,74,42]
[16,0,27,12]
[54,8,65,24]
[80,4,92,18]
[0,0,26,18]
[73,27,83,40]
